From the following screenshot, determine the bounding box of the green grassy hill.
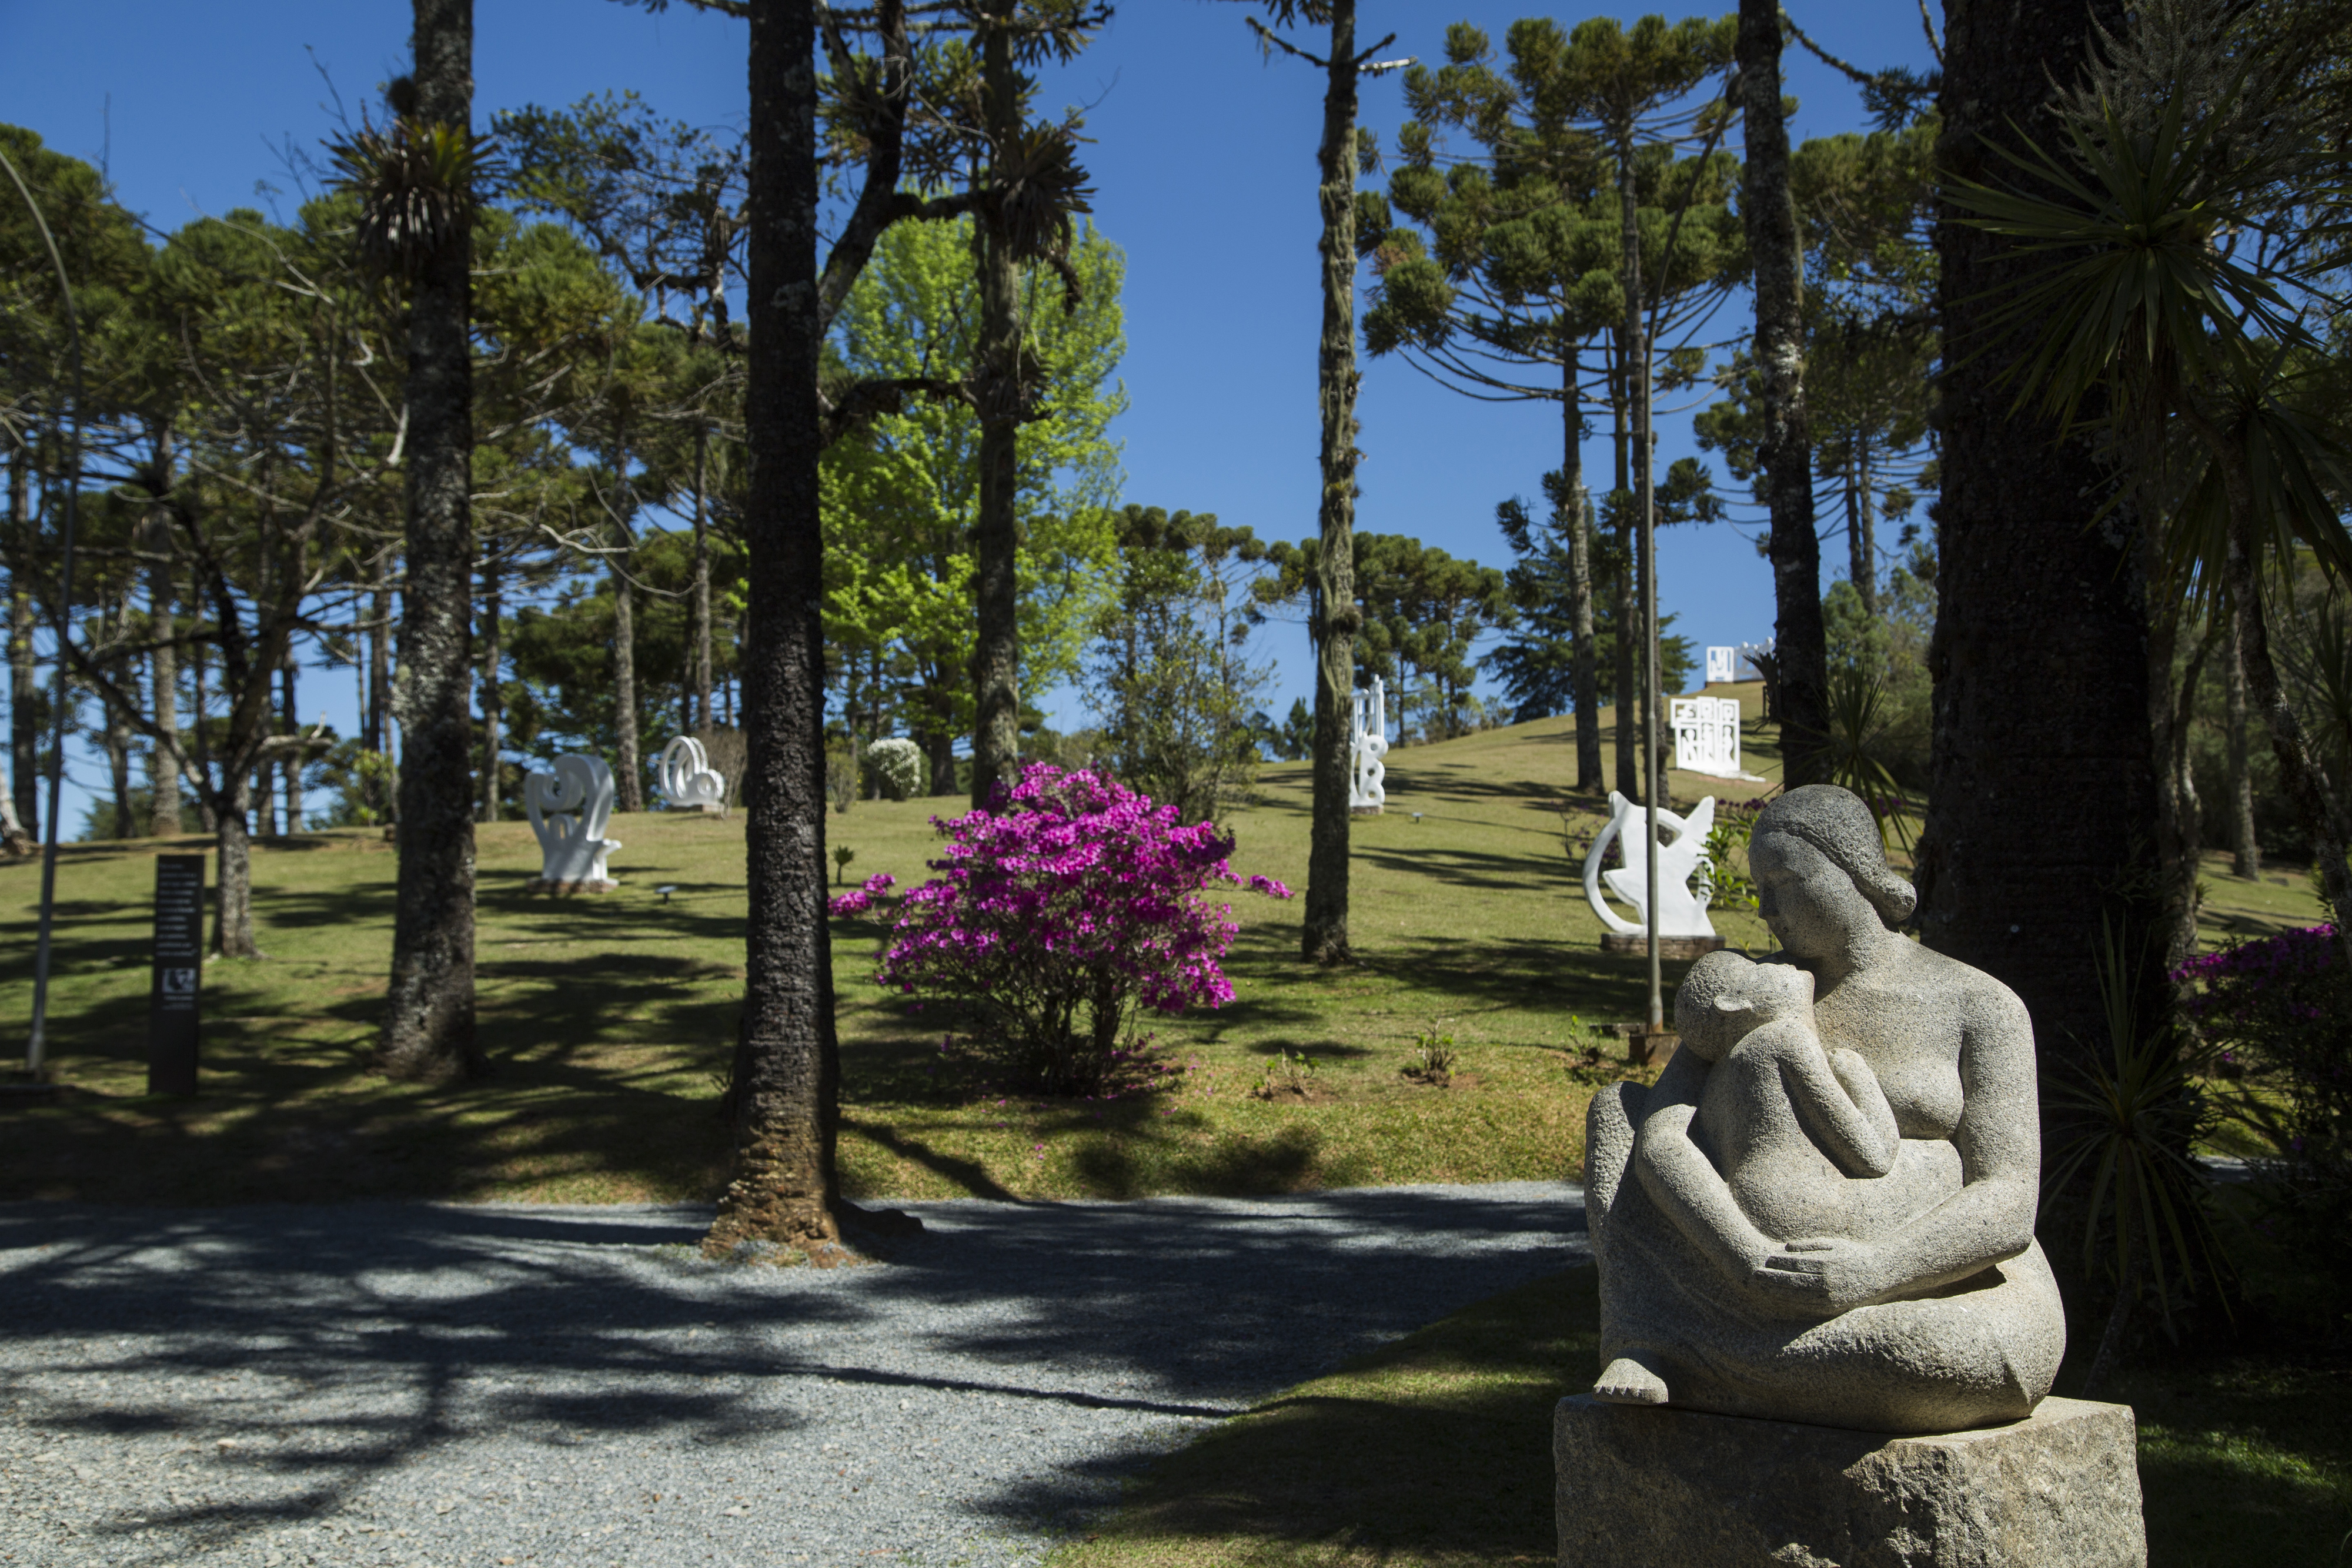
[0,686,2325,1206]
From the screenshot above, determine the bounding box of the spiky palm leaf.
[328,119,502,279]
[1818,666,1911,850]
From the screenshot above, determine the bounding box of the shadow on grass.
[1055,1267,1597,1568]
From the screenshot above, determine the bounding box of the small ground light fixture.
[656,884,680,904]
[1411,812,1423,823]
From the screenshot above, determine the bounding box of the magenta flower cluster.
[872,765,1292,1095]
[828,872,897,919]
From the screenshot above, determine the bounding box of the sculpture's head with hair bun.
[1752,785,1916,931]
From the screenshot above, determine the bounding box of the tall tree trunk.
[1565,349,1601,792]
[480,546,502,821]
[105,678,134,838]
[612,523,642,811]
[968,0,1024,810]
[211,778,258,958]
[2154,603,2216,973]
[1923,0,2160,1079]
[1738,0,1827,787]
[1609,337,1638,799]
[146,521,182,837]
[377,0,482,1082]
[187,565,216,834]
[1850,443,1879,620]
[709,0,843,1255]
[8,450,35,841]
[2224,610,2260,879]
[692,422,715,731]
[254,760,278,837]
[1619,122,1661,808]
[1301,0,1366,965]
[368,567,391,758]
[281,644,300,833]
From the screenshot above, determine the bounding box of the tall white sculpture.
[1671,696,1756,780]
[1704,645,1737,685]
[1349,676,1388,813]
[1582,790,1717,941]
[525,755,622,892]
[654,735,727,814]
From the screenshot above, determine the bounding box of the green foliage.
[823,213,1127,744]
[1698,813,1757,916]
[315,742,397,829]
[864,737,924,801]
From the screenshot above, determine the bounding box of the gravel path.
[0,1182,1587,1568]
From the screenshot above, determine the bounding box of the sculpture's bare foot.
[1593,1355,1669,1405]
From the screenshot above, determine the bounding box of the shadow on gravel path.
[0,1182,1586,1568]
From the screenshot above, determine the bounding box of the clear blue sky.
[1,0,1935,829]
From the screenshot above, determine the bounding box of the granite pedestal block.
[1555,1395,2144,1567]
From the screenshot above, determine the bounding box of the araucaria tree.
[1240,0,1409,965]
[334,0,490,1079]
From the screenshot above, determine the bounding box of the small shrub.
[825,738,858,814]
[2175,924,2352,1288]
[828,871,897,918]
[864,737,923,801]
[1404,1027,1458,1085]
[873,765,1291,1095]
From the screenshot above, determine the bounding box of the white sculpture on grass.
[654,735,727,813]
[1671,696,1759,780]
[1349,677,1389,812]
[1582,790,1718,940]
[525,755,622,890]
[1705,645,1737,685]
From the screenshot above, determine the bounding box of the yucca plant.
[1818,666,1911,850]
[326,116,502,280]
[2044,917,2234,1397]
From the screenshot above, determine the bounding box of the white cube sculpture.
[1349,676,1389,813]
[1583,789,1717,941]
[1705,645,1737,684]
[654,735,727,814]
[525,754,622,892]
[1672,696,1757,780]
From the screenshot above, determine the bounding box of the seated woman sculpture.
[1583,784,2066,1434]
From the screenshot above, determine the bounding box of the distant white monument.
[1583,790,1718,943]
[1349,677,1389,814]
[1672,696,1759,780]
[654,735,727,814]
[525,755,622,892]
[1705,646,1738,685]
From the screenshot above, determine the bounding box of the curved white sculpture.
[1349,677,1389,812]
[654,735,727,813]
[1582,789,1716,939]
[525,754,622,890]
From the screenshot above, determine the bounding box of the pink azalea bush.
[828,872,898,919]
[874,765,1291,1095]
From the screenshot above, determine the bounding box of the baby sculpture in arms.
[1583,785,2064,1433]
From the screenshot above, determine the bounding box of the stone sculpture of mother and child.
[1565,784,2144,1563]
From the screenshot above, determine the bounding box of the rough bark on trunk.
[707,0,843,1255]
[212,783,257,958]
[2153,606,2216,973]
[1609,338,1638,799]
[1738,0,1827,787]
[1565,352,1601,791]
[377,0,482,1082]
[280,646,300,833]
[1619,122,1659,806]
[369,570,392,758]
[967,0,1024,811]
[2224,610,2260,878]
[692,422,715,731]
[1922,0,2160,1074]
[105,683,133,838]
[147,532,182,837]
[8,450,35,841]
[187,574,216,834]
[1849,445,1879,619]
[612,527,642,812]
[479,547,502,820]
[1301,0,1365,965]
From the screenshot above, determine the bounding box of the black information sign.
[148,854,205,1096]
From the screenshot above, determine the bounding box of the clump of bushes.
[872,765,1291,1095]
[864,737,923,801]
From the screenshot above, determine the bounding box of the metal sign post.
[147,855,205,1096]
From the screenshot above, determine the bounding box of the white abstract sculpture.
[1671,696,1758,780]
[1705,645,1737,685]
[1583,790,1717,940]
[654,735,727,813]
[1349,677,1389,813]
[525,755,622,891]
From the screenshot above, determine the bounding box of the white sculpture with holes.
[525,754,622,893]
[1671,696,1760,780]
[654,735,727,814]
[1705,645,1738,685]
[1349,677,1389,813]
[1583,790,1718,950]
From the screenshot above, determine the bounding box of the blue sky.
[1,0,1936,828]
